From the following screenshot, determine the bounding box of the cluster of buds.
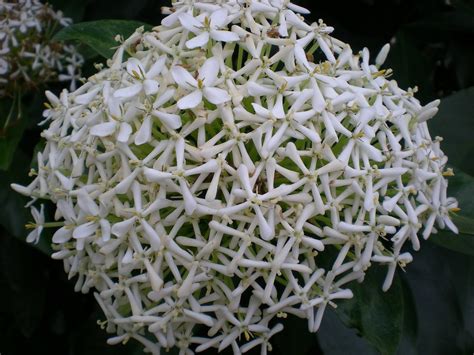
[0,0,83,98]
[12,0,458,354]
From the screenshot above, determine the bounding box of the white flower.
[25,204,44,244]
[0,0,83,95]
[178,8,239,49]
[171,57,230,109]
[114,56,165,98]
[12,1,458,354]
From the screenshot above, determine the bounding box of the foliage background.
[1,0,474,354]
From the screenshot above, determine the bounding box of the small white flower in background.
[12,0,459,354]
[25,204,45,244]
[0,0,83,96]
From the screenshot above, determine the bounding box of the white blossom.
[12,0,458,354]
[0,0,83,96]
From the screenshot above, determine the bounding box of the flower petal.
[209,8,229,28]
[177,90,203,109]
[111,217,136,238]
[117,122,132,143]
[279,12,288,37]
[272,94,285,119]
[162,6,185,27]
[179,178,197,215]
[210,30,239,43]
[251,103,272,118]
[77,188,99,216]
[74,88,101,105]
[52,226,72,243]
[114,83,143,99]
[126,58,145,77]
[90,122,117,137]
[145,56,166,79]
[171,65,197,89]
[141,219,162,250]
[287,2,311,14]
[153,110,182,129]
[143,79,159,95]
[294,44,311,69]
[186,31,210,49]
[178,12,203,33]
[143,167,173,182]
[199,57,219,86]
[73,221,97,239]
[135,116,152,145]
[203,87,230,105]
[247,82,277,96]
[153,88,175,108]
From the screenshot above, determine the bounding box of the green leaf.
[386,29,434,102]
[398,275,418,354]
[0,118,26,171]
[404,241,474,354]
[48,0,89,22]
[449,168,474,217]
[54,20,152,59]
[429,87,474,176]
[452,215,474,236]
[429,229,474,256]
[0,98,27,171]
[0,233,47,338]
[317,308,378,355]
[273,315,317,354]
[335,266,404,355]
[405,11,474,35]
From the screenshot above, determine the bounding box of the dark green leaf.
[0,98,27,170]
[54,20,152,59]
[0,233,47,338]
[386,29,434,102]
[397,275,418,355]
[449,168,474,218]
[48,0,89,22]
[405,11,474,34]
[450,40,474,89]
[335,266,404,355]
[273,315,318,355]
[404,242,474,354]
[429,87,474,175]
[317,308,378,355]
[452,215,474,236]
[429,229,474,256]
[0,118,26,171]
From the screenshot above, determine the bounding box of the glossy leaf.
[274,315,318,355]
[386,29,434,102]
[318,308,378,355]
[0,99,26,171]
[335,267,405,355]
[429,87,474,175]
[0,233,47,338]
[54,20,152,59]
[405,11,474,35]
[404,242,474,354]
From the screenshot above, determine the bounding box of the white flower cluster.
[0,0,83,96]
[12,0,458,354]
